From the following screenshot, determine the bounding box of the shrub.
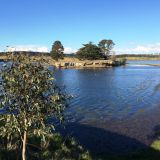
[0,53,66,160]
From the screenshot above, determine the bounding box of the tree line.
[50,39,115,60]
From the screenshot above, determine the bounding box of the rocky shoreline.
[0,55,126,68]
[53,59,125,68]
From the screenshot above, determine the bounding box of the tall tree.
[51,41,64,60]
[98,39,115,58]
[0,54,66,160]
[76,42,104,60]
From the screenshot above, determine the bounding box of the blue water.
[1,61,160,123]
[128,60,160,65]
[54,61,160,123]
[1,60,160,151]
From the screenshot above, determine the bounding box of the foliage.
[151,140,160,151]
[51,41,64,60]
[29,134,91,160]
[76,42,104,60]
[0,133,91,160]
[98,39,115,58]
[119,58,127,65]
[0,54,67,160]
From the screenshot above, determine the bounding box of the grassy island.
[50,40,126,68]
[53,57,126,68]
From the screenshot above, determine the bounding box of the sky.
[0,0,160,54]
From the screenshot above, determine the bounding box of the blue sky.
[0,0,160,54]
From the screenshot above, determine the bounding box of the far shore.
[0,55,126,68]
[117,57,160,61]
[1,54,160,68]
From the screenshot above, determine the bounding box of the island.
[53,57,125,68]
[50,40,126,68]
[0,39,127,68]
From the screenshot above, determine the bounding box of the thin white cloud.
[115,43,160,54]
[64,47,77,54]
[128,41,137,45]
[36,47,48,52]
[6,43,160,55]
[7,45,49,52]
[6,45,77,54]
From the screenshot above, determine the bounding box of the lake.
[55,60,160,123]
[1,60,160,153]
[54,60,160,153]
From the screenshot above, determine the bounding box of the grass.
[0,133,92,160]
[151,140,160,151]
[93,149,160,160]
[92,139,160,160]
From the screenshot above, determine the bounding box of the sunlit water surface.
[54,60,160,123]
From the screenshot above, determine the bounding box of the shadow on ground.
[57,122,160,160]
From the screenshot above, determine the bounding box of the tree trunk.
[22,131,27,160]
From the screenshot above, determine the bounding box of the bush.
[0,54,66,159]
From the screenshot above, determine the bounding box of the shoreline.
[0,55,126,68]
[120,57,160,61]
[53,59,125,68]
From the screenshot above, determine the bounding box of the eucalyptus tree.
[98,39,115,58]
[0,54,66,160]
[51,41,64,60]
